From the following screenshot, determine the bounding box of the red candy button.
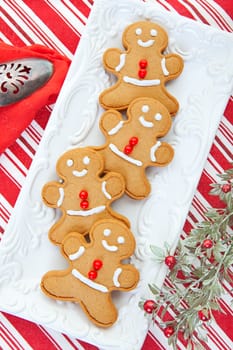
[139,59,148,69]
[93,259,103,271]
[88,270,97,280]
[80,199,89,209]
[79,190,88,199]
[138,69,147,79]
[129,136,138,146]
[124,144,133,154]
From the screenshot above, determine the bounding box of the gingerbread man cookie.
[99,21,183,115]
[41,219,139,327]
[42,147,129,245]
[94,97,174,199]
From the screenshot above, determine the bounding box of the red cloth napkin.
[0,42,70,153]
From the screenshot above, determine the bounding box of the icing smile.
[102,239,118,252]
[137,39,155,47]
[72,169,88,177]
[139,116,153,128]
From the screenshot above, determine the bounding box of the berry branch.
[139,166,233,349]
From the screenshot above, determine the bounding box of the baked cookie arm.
[62,232,87,258]
[164,54,184,78]
[150,141,174,167]
[99,110,123,137]
[115,265,139,290]
[102,172,125,199]
[42,182,62,208]
[103,48,123,73]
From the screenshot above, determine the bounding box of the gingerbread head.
[42,147,129,245]
[99,21,183,115]
[41,219,139,327]
[95,97,174,199]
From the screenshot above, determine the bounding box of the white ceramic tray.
[1,0,233,349]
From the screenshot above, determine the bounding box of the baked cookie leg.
[41,271,118,327]
[125,169,151,199]
[99,83,139,110]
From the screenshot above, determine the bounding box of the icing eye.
[117,236,125,244]
[83,156,90,165]
[141,105,149,113]
[135,28,142,35]
[67,159,74,167]
[150,29,157,37]
[104,229,111,236]
[154,113,162,121]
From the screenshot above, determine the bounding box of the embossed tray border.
[1,1,233,349]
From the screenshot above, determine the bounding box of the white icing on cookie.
[150,29,157,37]
[161,57,169,76]
[141,105,149,113]
[72,269,108,293]
[108,120,124,135]
[117,236,125,244]
[115,54,126,72]
[67,159,73,167]
[83,156,90,165]
[137,39,154,47]
[57,187,64,207]
[69,246,85,261]
[135,28,142,35]
[150,141,162,162]
[109,143,143,166]
[102,181,112,199]
[72,169,88,177]
[113,268,122,287]
[155,113,162,121]
[102,240,118,252]
[67,205,106,216]
[103,229,111,236]
[123,76,160,86]
[139,116,153,128]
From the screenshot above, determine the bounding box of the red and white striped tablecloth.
[0,1,232,349]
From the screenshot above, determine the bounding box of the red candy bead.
[80,199,89,209]
[198,310,210,321]
[165,255,176,270]
[221,184,231,193]
[138,69,147,79]
[93,259,103,271]
[164,326,175,338]
[124,144,133,154]
[143,300,156,314]
[202,239,213,249]
[88,270,97,280]
[79,190,88,199]
[129,136,139,146]
[139,59,148,69]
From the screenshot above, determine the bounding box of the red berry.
[202,239,213,249]
[138,69,147,79]
[129,136,139,146]
[80,199,89,209]
[165,256,176,269]
[88,270,97,280]
[164,326,175,338]
[221,184,231,193]
[93,259,103,271]
[198,310,210,321]
[139,59,148,69]
[79,190,88,199]
[124,144,133,154]
[143,300,156,314]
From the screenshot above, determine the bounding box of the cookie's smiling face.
[93,221,135,258]
[128,97,172,135]
[123,21,168,51]
[57,148,103,180]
